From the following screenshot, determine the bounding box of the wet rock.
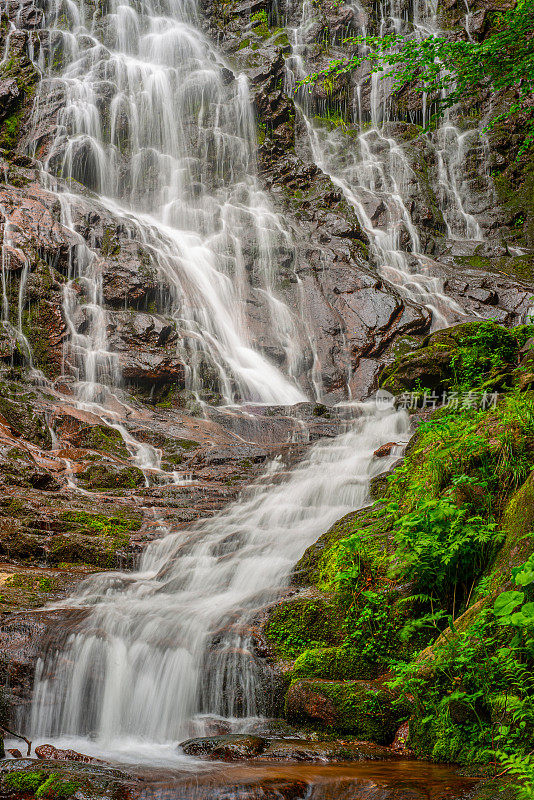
[284,679,408,744]
[179,734,404,763]
[180,734,267,760]
[0,79,20,122]
[34,744,98,763]
[258,739,403,762]
[373,442,397,458]
[0,609,87,714]
[77,462,145,491]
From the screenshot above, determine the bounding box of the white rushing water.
[287,0,491,331]
[31,403,409,751]
[22,0,487,760]
[33,0,307,407]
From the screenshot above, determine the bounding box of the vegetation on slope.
[266,321,534,797]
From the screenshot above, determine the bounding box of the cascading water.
[34,0,307,408]
[19,0,496,769]
[286,0,492,331]
[30,403,408,755]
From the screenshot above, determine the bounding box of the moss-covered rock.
[487,470,534,592]
[379,344,454,394]
[264,593,344,659]
[77,462,145,490]
[67,424,131,459]
[379,321,526,395]
[293,506,388,588]
[291,646,377,681]
[284,679,407,743]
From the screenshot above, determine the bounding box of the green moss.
[487,472,534,592]
[74,424,130,458]
[2,771,46,793]
[265,595,343,659]
[61,510,139,534]
[35,774,81,798]
[78,463,145,490]
[454,254,534,282]
[285,679,406,742]
[0,109,23,151]
[291,646,376,680]
[100,226,121,257]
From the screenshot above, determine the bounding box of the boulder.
[284,679,408,744]
[291,646,379,681]
[34,745,97,763]
[179,734,266,760]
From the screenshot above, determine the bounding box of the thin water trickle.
[288,0,491,332]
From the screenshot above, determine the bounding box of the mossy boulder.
[291,646,377,681]
[379,321,524,395]
[292,506,385,587]
[292,511,362,586]
[284,679,407,743]
[264,593,344,659]
[379,343,454,394]
[77,462,145,490]
[487,470,534,592]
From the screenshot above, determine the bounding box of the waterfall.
[32,0,307,407]
[21,0,492,762]
[288,0,492,331]
[30,403,409,756]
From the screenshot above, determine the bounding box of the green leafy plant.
[301,0,534,154]
[388,491,500,609]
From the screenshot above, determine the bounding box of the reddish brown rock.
[373,442,397,458]
[35,744,98,763]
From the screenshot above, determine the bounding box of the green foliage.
[302,0,534,154]
[496,752,534,799]
[389,490,500,607]
[450,322,530,390]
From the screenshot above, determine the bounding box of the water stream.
[34,0,307,410]
[287,0,491,330]
[31,403,408,752]
[6,0,496,789]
